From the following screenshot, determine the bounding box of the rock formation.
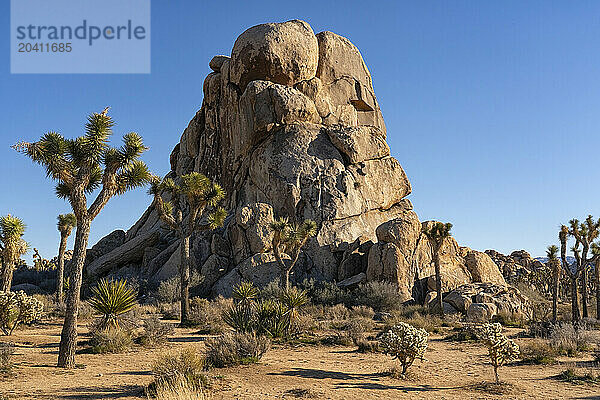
[85,20,510,303]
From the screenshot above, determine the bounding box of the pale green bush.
[379,322,428,376]
[0,291,43,335]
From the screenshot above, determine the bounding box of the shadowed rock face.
[86,20,506,302]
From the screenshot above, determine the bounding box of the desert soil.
[1,320,599,400]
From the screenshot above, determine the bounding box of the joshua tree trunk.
[180,235,191,324]
[58,219,90,368]
[0,260,14,292]
[552,261,560,323]
[570,276,581,323]
[434,244,444,317]
[284,268,291,290]
[595,259,600,320]
[581,266,589,318]
[56,233,68,303]
[493,364,499,384]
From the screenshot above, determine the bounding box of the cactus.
[379,322,428,375]
[0,290,43,335]
[475,322,520,383]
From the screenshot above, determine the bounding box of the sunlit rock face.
[86,20,505,301]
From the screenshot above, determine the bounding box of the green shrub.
[88,279,137,331]
[0,291,43,335]
[139,316,174,347]
[353,281,403,312]
[254,300,290,338]
[492,311,526,328]
[323,304,350,321]
[90,327,133,354]
[379,322,428,376]
[156,272,203,303]
[342,318,375,344]
[151,348,207,393]
[205,332,270,368]
[519,340,557,365]
[320,331,354,346]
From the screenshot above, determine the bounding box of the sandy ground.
[1,320,599,400]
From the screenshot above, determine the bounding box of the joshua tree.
[56,213,76,303]
[593,243,600,320]
[149,173,226,325]
[422,222,453,317]
[269,218,317,290]
[546,245,560,323]
[0,215,28,291]
[559,216,600,322]
[14,109,151,368]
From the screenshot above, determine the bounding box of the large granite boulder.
[84,20,509,301]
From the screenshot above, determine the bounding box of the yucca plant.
[269,218,317,289]
[0,215,29,292]
[14,109,151,367]
[88,278,137,331]
[255,300,290,338]
[56,213,76,303]
[279,287,308,334]
[232,281,259,306]
[222,303,255,333]
[149,173,227,325]
[422,222,452,317]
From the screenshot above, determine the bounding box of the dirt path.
[1,321,599,400]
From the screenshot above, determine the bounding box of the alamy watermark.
[11,0,151,74]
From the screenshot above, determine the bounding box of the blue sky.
[2,1,600,262]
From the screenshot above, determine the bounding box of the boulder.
[444,283,531,318]
[467,303,498,322]
[337,272,366,289]
[86,231,160,277]
[11,283,41,294]
[462,249,505,285]
[230,20,318,90]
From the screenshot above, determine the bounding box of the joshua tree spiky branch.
[149,172,226,325]
[269,218,317,290]
[546,245,560,323]
[422,222,453,317]
[56,213,76,303]
[14,109,151,368]
[0,215,28,291]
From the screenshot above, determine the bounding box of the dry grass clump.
[204,332,270,368]
[349,305,375,320]
[550,322,596,356]
[139,316,175,347]
[90,327,133,354]
[469,381,516,395]
[0,342,15,376]
[519,339,558,365]
[150,348,208,396]
[492,310,527,328]
[383,308,446,334]
[152,377,209,400]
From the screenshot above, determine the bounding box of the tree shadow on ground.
[59,384,144,399]
[269,368,457,392]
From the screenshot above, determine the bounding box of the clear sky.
[2,1,600,262]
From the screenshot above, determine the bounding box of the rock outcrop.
[85,20,509,303]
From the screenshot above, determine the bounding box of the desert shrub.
[159,302,181,320]
[205,332,270,368]
[526,321,554,338]
[379,322,428,376]
[492,310,526,328]
[320,331,354,346]
[384,310,445,334]
[0,343,14,375]
[188,297,230,334]
[292,313,318,334]
[0,291,43,335]
[356,339,380,353]
[556,368,600,384]
[139,316,174,347]
[550,322,595,356]
[475,323,520,383]
[445,326,479,342]
[519,340,557,365]
[90,327,133,354]
[259,280,283,300]
[353,281,403,312]
[88,278,137,331]
[342,318,375,344]
[323,304,350,321]
[151,348,207,393]
[156,272,203,303]
[350,305,375,320]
